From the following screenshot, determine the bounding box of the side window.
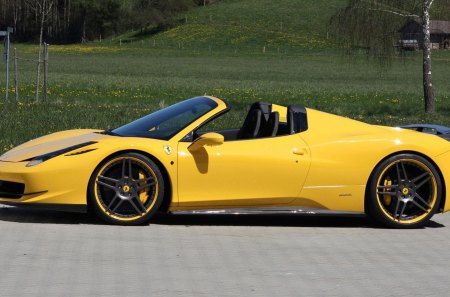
[197,110,246,133]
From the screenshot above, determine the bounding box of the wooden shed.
[399,19,450,49]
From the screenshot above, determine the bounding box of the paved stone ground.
[0,205,449,297]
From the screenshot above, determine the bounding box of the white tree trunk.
[422,0,435,113]
[35,0,46,102]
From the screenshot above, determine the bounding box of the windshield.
[112,97,218,140]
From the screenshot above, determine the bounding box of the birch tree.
[422,0,434,112]
[330,0,447,113]
[25,0,54,102]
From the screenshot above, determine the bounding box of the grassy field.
[1,0,450,153]
[120,0,346,50]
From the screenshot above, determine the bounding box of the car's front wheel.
[88,153,165,225]
[367,154,442,228]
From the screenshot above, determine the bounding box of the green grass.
[1,0,450,153]
[118,0,346,51]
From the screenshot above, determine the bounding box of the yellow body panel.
[298,109,450,212]
[1,96,450,217]
[0,135,178,206]
[175,134,310,209]
[271,104,288,123]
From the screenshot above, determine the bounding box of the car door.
[176,134,311,207]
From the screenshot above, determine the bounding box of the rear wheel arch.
[364,151,444,228]
[365,150,446,213]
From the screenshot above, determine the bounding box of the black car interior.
[193,101,308,142]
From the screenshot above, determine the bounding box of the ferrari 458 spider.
[1,96,450,228]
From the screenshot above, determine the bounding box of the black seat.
[237,102,272,139]
[287,105,308,134]
[237,109,262,139]
[259,112,279,137]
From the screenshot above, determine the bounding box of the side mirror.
[188,132,224,151]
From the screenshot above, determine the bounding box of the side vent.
[65,148,97,156]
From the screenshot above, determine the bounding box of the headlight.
[25,141,97,167]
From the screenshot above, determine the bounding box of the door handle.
[292,148,306,155]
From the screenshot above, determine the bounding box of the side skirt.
[170,206,364,216]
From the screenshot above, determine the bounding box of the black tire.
[88,153,165,225]
[367,154,442,228]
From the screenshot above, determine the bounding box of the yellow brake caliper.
[383,177,392,206]
[138,171,149,204]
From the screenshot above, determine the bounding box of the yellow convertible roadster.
[1,96,450,227]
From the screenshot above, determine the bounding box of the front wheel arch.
[87,149,173,212]
[87,150,172,224]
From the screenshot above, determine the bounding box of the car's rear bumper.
[435,152,450,212]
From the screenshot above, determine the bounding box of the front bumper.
[0,159,91,206]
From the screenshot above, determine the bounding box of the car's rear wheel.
[89,153,164,225]
[367,154,442,228]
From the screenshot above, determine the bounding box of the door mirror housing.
[188,132,224,151]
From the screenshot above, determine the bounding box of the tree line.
[0,0,209,43]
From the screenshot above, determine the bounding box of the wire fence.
[1,44,49,103]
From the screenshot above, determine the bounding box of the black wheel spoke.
[398,201,407,220]
[377,191,397,195]
[393,198,401,220]
[137,182,155,191]
[107,195,119,210]
[400,162,408,181]
[415,175,432,190]
[412,172,429,183]
[128,159,133,178]
[129,199,143,215]
[138,176,154,183]
[121,159,126,178]
[111,199,124,212]
[97,180,116,190]
[97,176,117,190]
[415,192,431,209]
[134,196,147,211]
[377,185,398,195]
[396,163,402,183]
[411,199,428,212]
[377,185,398,189]
[98,175,118,183]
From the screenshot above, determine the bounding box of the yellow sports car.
[1,96,449,228]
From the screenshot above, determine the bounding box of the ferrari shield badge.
[163,145,173,155]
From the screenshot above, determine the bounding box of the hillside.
[125,0,347,50]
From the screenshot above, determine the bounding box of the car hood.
[0,129,108,162]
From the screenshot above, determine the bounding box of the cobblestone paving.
[0,205,449,297]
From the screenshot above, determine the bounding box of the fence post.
[43,43,49,101]
[35,46,41,102]
[14,48,18,102]
[5,30,10,101]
